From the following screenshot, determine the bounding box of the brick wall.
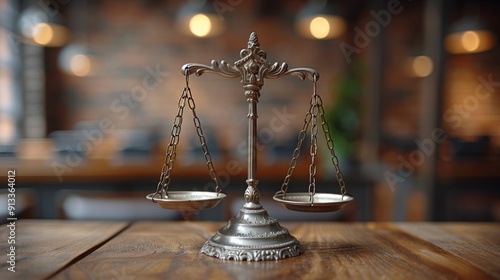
[59,0,347,159]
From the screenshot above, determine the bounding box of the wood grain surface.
[1,220,498,279]
[48,221,499,280]
[0,220,129,280]
[398,222,500,279]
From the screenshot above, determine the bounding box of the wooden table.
[1,220,499,279]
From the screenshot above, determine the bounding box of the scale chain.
[278,74,347,200]
[278,105,312,195]
[153,88,188,200]
[308,76,320,203]
[317,97,347,196]
[312,75,347,196]
[154,73,222,201]
[185,86,222,194]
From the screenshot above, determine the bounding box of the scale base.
[200,202,303,261]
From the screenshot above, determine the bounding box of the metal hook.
[312,73,318,97]
[185,66,190,88]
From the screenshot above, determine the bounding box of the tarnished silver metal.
[181,32,319,261]
[200,206,303,261]
[149,72,224,210]
[273,192,353,212]
[273,75,352,211]
[146,192,226,211]
[149,32,350,261]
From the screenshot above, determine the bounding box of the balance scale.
[146,32,353,261]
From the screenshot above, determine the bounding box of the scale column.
[185,32,305,261]
[245,89,260,207]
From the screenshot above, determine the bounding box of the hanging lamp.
[176,0,225,38]
[445,16,496,54]
[18,5,70,47]
[295,0,346,40]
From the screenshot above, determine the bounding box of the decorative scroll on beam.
[181,32,319,85]
[182,60,240,78]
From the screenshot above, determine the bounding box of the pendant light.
[18,5,70,47]
[176,0,225,38]
[295,0,346,40]
[445,17,496,54]
[404,55,434,78]
[58,42,95,77]
[57,1,96,76]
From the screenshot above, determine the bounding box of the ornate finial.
[248,32,259,49]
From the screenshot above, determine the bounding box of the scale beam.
[182,32,319,205]
[182,33,319,83]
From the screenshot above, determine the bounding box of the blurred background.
[0,0,499,222]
